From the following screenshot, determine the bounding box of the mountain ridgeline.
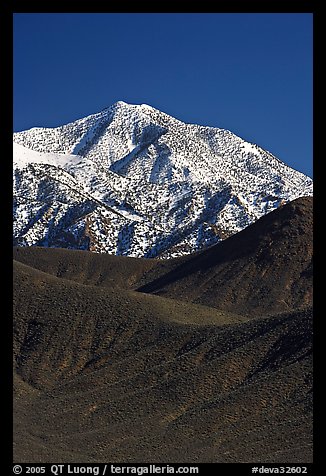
[13,101,312,258]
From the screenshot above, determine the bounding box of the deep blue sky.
[13,13,313,177]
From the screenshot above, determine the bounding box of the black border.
[10,1,316,14]
[6,1,319,473]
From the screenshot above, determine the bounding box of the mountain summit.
[13,101,313,258]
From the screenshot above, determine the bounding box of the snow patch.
[13,143,82,170]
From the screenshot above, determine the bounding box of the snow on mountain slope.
[13,142,83,170]
[13,101,313,258]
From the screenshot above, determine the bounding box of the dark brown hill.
[13,259,312,463]
[138,197,313,317]
[12,243,186,294]
[12,246,159,289]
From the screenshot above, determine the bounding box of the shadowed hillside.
[13,245,161,289]
[13,197,313,463]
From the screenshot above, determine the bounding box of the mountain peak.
[13,103,312,258]
[109,100,133,110]
[108,100,156,113]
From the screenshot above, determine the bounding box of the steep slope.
[13,101,313,258]
[138,196,313,317]
[13,259,312,463]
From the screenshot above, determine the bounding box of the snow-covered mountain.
[13,101,313,258]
